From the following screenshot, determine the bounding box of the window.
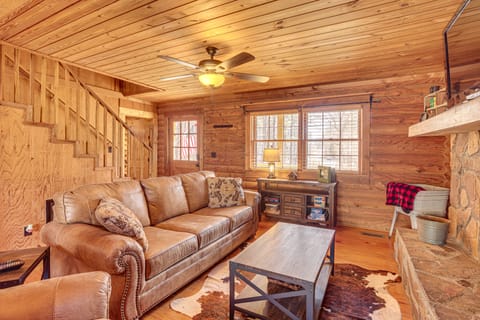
[172,120,197,161]
[250,112,299,169]
[305,109,360,171]
[248,105,365,174]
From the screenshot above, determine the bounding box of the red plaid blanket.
[385,182,424,213]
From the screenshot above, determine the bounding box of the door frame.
[167,113,203,176]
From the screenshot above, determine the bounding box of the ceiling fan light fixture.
[198,72,225,88]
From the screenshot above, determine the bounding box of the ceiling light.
[198,73,225,88]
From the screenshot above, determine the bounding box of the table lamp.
[263,147,280,179]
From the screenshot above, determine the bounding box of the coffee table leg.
[330,233,335,275]
[306,284,314,320]
[229,262,235,320]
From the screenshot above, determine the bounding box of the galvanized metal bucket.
[416,214,450,246]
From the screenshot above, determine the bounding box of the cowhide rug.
[170,262,401,320]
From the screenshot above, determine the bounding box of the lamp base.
[267,162,276,179]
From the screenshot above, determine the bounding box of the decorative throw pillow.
[207,177,245,208]
[95,197,148,252]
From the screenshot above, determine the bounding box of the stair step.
[75,153,97,159]
[23,121,55,129]
[50,138,76,144]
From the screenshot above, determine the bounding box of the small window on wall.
[172,120,197,161]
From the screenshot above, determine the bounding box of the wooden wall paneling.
[0,107,113,251]
[157,73,450,232]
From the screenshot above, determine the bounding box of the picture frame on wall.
[318,166,332,183]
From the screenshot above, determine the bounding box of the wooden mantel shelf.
[408,97,480,137]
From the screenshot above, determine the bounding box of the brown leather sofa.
[0,271,111,320]
[41,171,260,320]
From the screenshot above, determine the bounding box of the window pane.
[341,141,358,156]
[323,112,340,139]
[173,147,181,160]
[189,121,197,134]
[180,121,188,133]
[323,141,340,156]
[181,134,188,148]
[323,156,340,168]
[189,148,197,161]
[341,110,359,139]
[173,122,181,134]
[173,135,180,147]
[341,156,358,171]
[280,141,298,168]
[307,113,323,139]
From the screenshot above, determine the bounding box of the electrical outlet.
[24,224,33,236]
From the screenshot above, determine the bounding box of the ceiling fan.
[158,46,270,88]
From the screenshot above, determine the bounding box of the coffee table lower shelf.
[231,263,332,320]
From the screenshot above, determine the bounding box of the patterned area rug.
[170,262,402,320]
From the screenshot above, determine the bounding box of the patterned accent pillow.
[95,197,148,252]
[207,177,245,208]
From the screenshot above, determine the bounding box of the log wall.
[157,73,450,232]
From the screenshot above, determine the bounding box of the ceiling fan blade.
[216,52,255,71]
[225,71,269,83]
[158,55,199,69]
[159,74,195,81]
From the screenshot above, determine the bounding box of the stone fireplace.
[394,130,480,319]
[449,131,480,261]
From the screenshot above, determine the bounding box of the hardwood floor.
[142,218,413,320]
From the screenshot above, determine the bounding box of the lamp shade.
[198,73,225,88]
[263,148,280,162]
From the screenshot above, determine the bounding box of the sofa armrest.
[0,271,111,320]
[244,190,261,227]
[41,221,145,275]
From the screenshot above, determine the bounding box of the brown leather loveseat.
[41,171,260,320]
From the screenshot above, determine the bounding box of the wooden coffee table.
[229,222,335,320]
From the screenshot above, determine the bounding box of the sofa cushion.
[95,197,148,251]
[143,227,198,280]
[53,180,150,226]
[141,176,189,225]
[180,172,210,212]
[155,214,230,249]
[193,206,253,231]
[207,177,245,208]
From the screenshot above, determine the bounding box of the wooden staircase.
[0,43,153,180]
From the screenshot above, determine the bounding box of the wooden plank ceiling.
[0,0,464,103]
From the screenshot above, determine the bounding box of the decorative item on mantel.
[420,86,448,121]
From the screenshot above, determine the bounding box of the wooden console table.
[0,247,50,289]
[257,178,337,228]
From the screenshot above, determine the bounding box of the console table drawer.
[283,206,303,217]
[283,194,304,204]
